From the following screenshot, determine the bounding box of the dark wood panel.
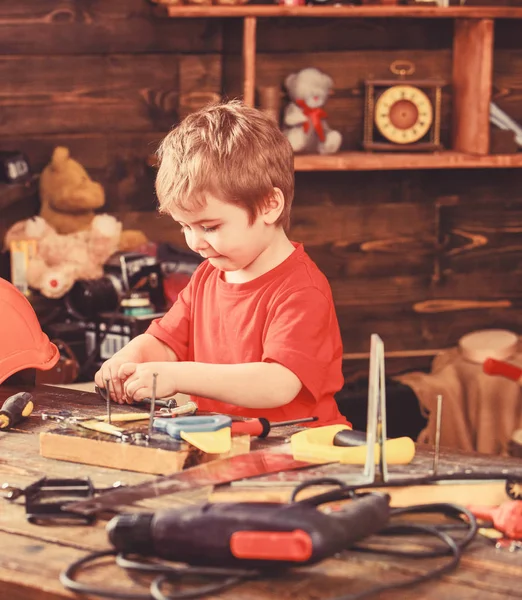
[336,302,522,353]
[0,133,163,212]
[0,54,221,135]
[493,49,522,122]
[256,50,453,150]
[294,170,436,206]
[255,18,454,53]
[0,0,221,54]
[441,199,522,273]
[494,19,522,50]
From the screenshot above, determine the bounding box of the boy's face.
[171,193,274,273]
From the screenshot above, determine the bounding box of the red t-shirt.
[147,243,348,426]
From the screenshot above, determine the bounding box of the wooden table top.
[1,384,522,600]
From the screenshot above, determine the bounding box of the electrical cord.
[61,550,257,600]
[59,487,479,600]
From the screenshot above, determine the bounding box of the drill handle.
[328,492,391,546]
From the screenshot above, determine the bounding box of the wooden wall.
[2,2,522,370]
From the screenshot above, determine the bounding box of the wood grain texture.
[452,18,494,154]
[1,385,522,600]
[0,54,216,135]
[0,0,222,54]
[161,4,522,18]
[243,16,256,107]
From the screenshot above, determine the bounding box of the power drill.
[106,493,391,569]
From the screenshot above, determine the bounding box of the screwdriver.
[231,416,318,438]
[0,392,34,430]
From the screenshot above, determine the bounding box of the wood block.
[210,480,510,507]
[39,427,251,475]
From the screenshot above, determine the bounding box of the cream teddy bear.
[5,214,122,299]
[283,67,342,155]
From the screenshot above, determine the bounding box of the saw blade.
[66,445,311,516]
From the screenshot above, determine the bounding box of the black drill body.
[107,493,390,569]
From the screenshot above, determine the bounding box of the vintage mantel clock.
[363,60,444,152]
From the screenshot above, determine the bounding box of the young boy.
[95,101,348,425]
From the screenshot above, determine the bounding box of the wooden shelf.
[293,151,522,171]
[156,4,522,19]
[0,177,39,211]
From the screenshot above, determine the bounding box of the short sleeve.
[146,276,194,361]
[262,288,341,402]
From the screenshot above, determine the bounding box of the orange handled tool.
[231,416,318,438]
[467,501,522,540]
[483,358,522,384]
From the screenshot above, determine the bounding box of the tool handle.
[0,392,34,429]
[339,437,416,465]
[483,358,522,383]
[231,418,268,438]
[467,505,497,523]
[333,429,368,447]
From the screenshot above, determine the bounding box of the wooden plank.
[39,429,251,475]
[336,303,520,353]
[178,55,223,120]
[161,5,522,18]
[0,527,515,600]
[0,54,215,135]
[294,152,522,171]
[210,480,510,507]
[492,49,522,125]
[0,0,222,54]
[0,132,163,212]
[452,19,494,154]
[242,16,256,106]
[255,18,453,53]
[0,178,39,212]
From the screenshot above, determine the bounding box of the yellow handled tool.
[0,392,34,430]
[291,425,415,465]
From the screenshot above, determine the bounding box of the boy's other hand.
[120,362,179,404]
[94,354,137,404]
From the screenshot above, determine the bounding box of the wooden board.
[40,427,250,475]
[210,444,522,506]
[210,481,510,507]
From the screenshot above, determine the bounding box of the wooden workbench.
[1,384,522,600]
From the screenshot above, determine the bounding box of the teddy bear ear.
[50,146,70,171]
[322,72,334,89]
[284,73,297,93]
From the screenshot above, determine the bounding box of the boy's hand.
[94,353,138,404]
[120,362,179,404]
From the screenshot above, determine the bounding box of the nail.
[148,373,158,439]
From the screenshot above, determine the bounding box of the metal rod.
[270,416,318,428]
[148,373,158,439]
[104,378,112,425]
[433,394,443,474]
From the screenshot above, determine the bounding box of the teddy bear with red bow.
[282,67,342,155]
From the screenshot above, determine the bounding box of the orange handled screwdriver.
[231,416,318,438]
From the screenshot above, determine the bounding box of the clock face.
[374,85,434,145]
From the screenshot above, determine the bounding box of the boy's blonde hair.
[155,100,294,230]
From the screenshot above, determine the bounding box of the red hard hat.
[0,278,60,384]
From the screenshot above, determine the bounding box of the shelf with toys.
[152,2,522,170]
